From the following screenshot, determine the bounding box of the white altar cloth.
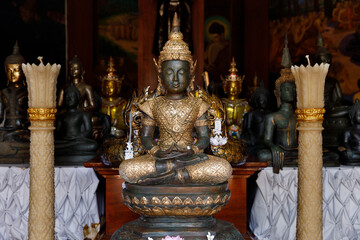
[0,166,100,240]
[249,167,360,240]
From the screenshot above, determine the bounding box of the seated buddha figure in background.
[0,41,30,163]
[313,32,350,149]
[241,81,271,156]
[221,58,250,139]
[258,35,298,173]
[119,16,232,185]
[58,55,96,113]
[55,84,98,164]
[341,100,360,165]
[100,57,127,138]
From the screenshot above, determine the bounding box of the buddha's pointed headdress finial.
[275,33,295,107]
[4,40,25,65]
[281,32,292,69]
[316,31,325,48]
[314,31,332,64]
[156,12,194,68]
[69,54,83,69]
[223,58,244,84]
[101,56,123,83]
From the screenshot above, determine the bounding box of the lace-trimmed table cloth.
[0,167,100,240]
[249,167,360,240]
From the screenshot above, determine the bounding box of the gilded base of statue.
[111,183,243,240]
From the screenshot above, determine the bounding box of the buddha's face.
[102,80,120,98]
[69,62,83,78]
[317,54,331,64]
[161,60,190,95]
[5,64,23,85]
[257,94,268,109]
[225,81,241,98]
[280,82,296,103]
[65,91,79,108]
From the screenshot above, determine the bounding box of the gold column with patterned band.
[292,61,329,240]
[23,59,60,240]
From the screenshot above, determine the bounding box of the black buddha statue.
[0,42,30,164]
[258,34,339,173]
[55,84,98,165]
[241,81,271,156]
[58,55,96,113]
[341,100,360,165]
[313,32,350,150]
[257,34,297,173]
[112,14,242,240]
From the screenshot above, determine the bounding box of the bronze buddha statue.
[55,84,98,165]
[258,34,339,172]
[313,32,350,149]
[0,41,30,163]
[221,59,250,140]
[100,57,127,138]
[119,26,232,185]
[241,82,271,156]
[191,86,248,166]
[112,14,242,240]
[58,55,96,113]
[258,34,298,173]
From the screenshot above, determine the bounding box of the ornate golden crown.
[156,13,194,68]
[223,58,245,83]
[100,57,123,83]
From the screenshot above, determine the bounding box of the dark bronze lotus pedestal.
[111,183,243,240]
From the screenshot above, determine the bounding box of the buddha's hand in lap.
[271,146,285,174]
[153,146,194,160]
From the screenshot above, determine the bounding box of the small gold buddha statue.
[118,14,232,185]
[100,57,127,138]
[0,41,29,163]
[191,86,248,166]
[221,58,250,139]
[58,55,96,113]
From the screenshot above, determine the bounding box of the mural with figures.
[269,0,360,98]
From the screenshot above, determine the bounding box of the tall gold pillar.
[22,58,60,240]
[292,61,329,240]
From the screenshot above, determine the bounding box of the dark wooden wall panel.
[67,0,95,86]
[243,0,269,87]
[192,0,205,87]
[138,0,158,92]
